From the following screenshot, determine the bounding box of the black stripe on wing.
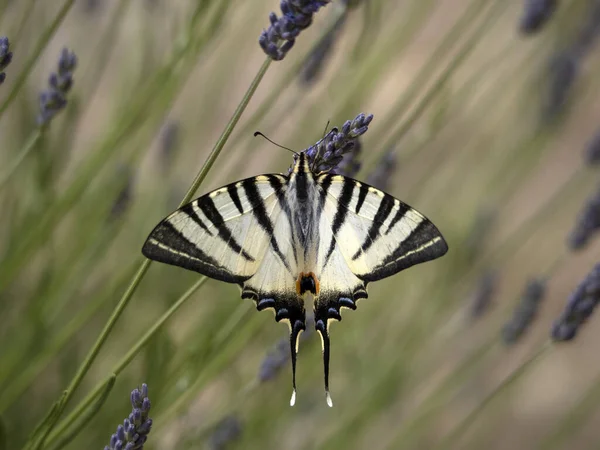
[198,195,255,262]
[243,177,293,274]
[351,192,395,260]
[268,175,298,265]
[227,184,245,215]
[180,203,213,236]
[323,177,355,266]
[384,202,410,235]
[355,182,368,214]
[142,220,248,284]
[361,217,448,283]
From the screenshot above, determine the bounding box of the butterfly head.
[291,151,312,174]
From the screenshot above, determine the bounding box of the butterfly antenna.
[321,120,331,139]
[316,319,333,407]
[254,131,298,155]
[289,320,304,406]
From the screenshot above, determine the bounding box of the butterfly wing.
[311,174,448,405]
[142,174,306,402]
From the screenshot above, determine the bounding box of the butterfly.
[141,133,448,407]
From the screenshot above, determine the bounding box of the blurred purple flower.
[519,0,557,34]
[208,415,243,450]
[469,270,498,320]
[502,278,546,344]
[259,0,332,61]
[38,48,77,126]
[568,183,600,250]
[552,263,600,341]
[366,148,397,191]
[300,13,346,84]
[0,37,12,85]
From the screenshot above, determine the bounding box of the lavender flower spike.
[260,0,332,61]
[105,383,153,450]
[0,37,13,84]
[502,278,546,345]
[585,128,600,165]
[568,183,600,250]
[552,263,600,341]
[38,47,77,126]
[519,0,557,34]
[298,112,373,175]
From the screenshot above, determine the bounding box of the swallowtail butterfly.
[142,136,448,407]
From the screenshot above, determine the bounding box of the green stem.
[0,129,42,190]
[0,262,136,412]
[0,0,76,120]
[178,57,271,206]
[45,276,208,447]
[46,375,117,450]
[40,56,272,448]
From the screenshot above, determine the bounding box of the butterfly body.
[142,151,447,406]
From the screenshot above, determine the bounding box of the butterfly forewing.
[143,175,286,283]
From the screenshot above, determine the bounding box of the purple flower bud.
[130,389,141,407]
[37,47,76,126]
[105,384,153,450]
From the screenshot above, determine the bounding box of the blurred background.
[1,0,600,448]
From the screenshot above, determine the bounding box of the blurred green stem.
[45,276,208,447]
[538,363,600,449]
[0,0,75,120]
[438,341,552,449]
[0,129,42,189]
[46,375,116,450]
[0,262,137,412]
[36,56,271,449]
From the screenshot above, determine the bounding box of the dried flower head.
[296,112,373,175]
[568,183,600,250]
[208,415,243,450]
[502,278,546,345]
[366,148,397,191]
[0,37,13,84]
[552,263,600,341]
[259,0,332,61]
[519,0,557,34]
[300,13,346,84]
[104,384,153,450]
[38,47,77,126]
